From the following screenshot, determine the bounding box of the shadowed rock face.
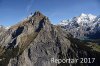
[0,11,100,66]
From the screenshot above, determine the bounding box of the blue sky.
[0,0,100,26]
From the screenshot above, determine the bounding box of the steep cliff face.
[0,11,100,66]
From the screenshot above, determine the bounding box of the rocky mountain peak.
[33,11,43,16]
[80,13,96,18]
[0,12,100,66]
[30,11,46,21]
[74,13,96,24]
[0,11,71,66]
[10,11,50,31]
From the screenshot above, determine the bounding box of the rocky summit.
[0,11,100,66]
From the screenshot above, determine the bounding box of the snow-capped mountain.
[0,25,10,30]
[59,13,100,39]
[59,20,70,26]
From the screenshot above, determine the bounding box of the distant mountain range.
[59,13,100,40]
